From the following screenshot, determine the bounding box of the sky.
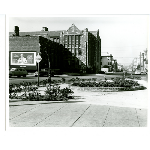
[9,15,149,66]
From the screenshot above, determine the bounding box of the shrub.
[9,80,74,101]
[70,77,145,91]
[44,85,74,101]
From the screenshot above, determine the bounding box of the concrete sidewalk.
[9,79,148,127]
[9,100,147,127]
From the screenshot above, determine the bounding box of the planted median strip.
[9,77,147,101]
[69,77,146,92]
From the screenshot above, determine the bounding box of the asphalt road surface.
[9,74,148,84]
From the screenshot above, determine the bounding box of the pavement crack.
[33,104,67,127]
[9,104,42,121]
[135,108,140,127]
[102,107,110,127]
[70,104,91,127]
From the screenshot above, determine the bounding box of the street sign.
[35,53,42,86]
[35,53,42,63]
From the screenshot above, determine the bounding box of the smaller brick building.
[101,53,113,72]
[9,36,40,71]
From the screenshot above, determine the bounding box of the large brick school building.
[9,24,101,73]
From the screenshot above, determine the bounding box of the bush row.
[70,77,146,91]
[71,78,140,88]
[9,79,73,101]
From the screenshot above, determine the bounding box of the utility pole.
[144,48,148,59]
[140,52,141,72]
[142,53,144,72]
[144,48,148,72]
[132,59,134,71]
[136,57,138,71]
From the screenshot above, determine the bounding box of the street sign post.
[35,53,42,86]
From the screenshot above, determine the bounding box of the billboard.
[10,52,36,66]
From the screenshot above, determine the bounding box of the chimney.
[42,27,48,31]
[84,28,88,32]
[14,26,19,36]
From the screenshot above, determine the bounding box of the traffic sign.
[35,53,42,63]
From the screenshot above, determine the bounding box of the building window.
[72,48,74,55]
[64,40,68,44]
[75,44,78,48]
[76,35,78,41]
[69,36,71,44]
[72,36,75,44]
[76,43,80,47]
[64,35,67,41]
[68,45,71,48]
[78,36,80,42]
[80,36,82,43]
[54,38,56,42]
[75,48,78,56]
[78,49,82,55]
[57,38,59,43]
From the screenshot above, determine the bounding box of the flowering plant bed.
[70,77,146,91]
[69,86,125,92]
[69,85,146,92]
[9,80,74,101]
[126,75,141,80]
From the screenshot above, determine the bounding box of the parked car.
[140,71,147,75]
[34,68,54,77]
[98,71,105,74]
[135,70,147,75]
[135,70,141,75]
[9,68,28,77]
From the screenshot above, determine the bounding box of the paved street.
[9,73,148,84]
[9,76,148,127]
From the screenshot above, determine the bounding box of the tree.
[136,64,140,70]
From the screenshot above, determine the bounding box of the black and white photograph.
[8,15,148,127]
[1,1,150,149]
